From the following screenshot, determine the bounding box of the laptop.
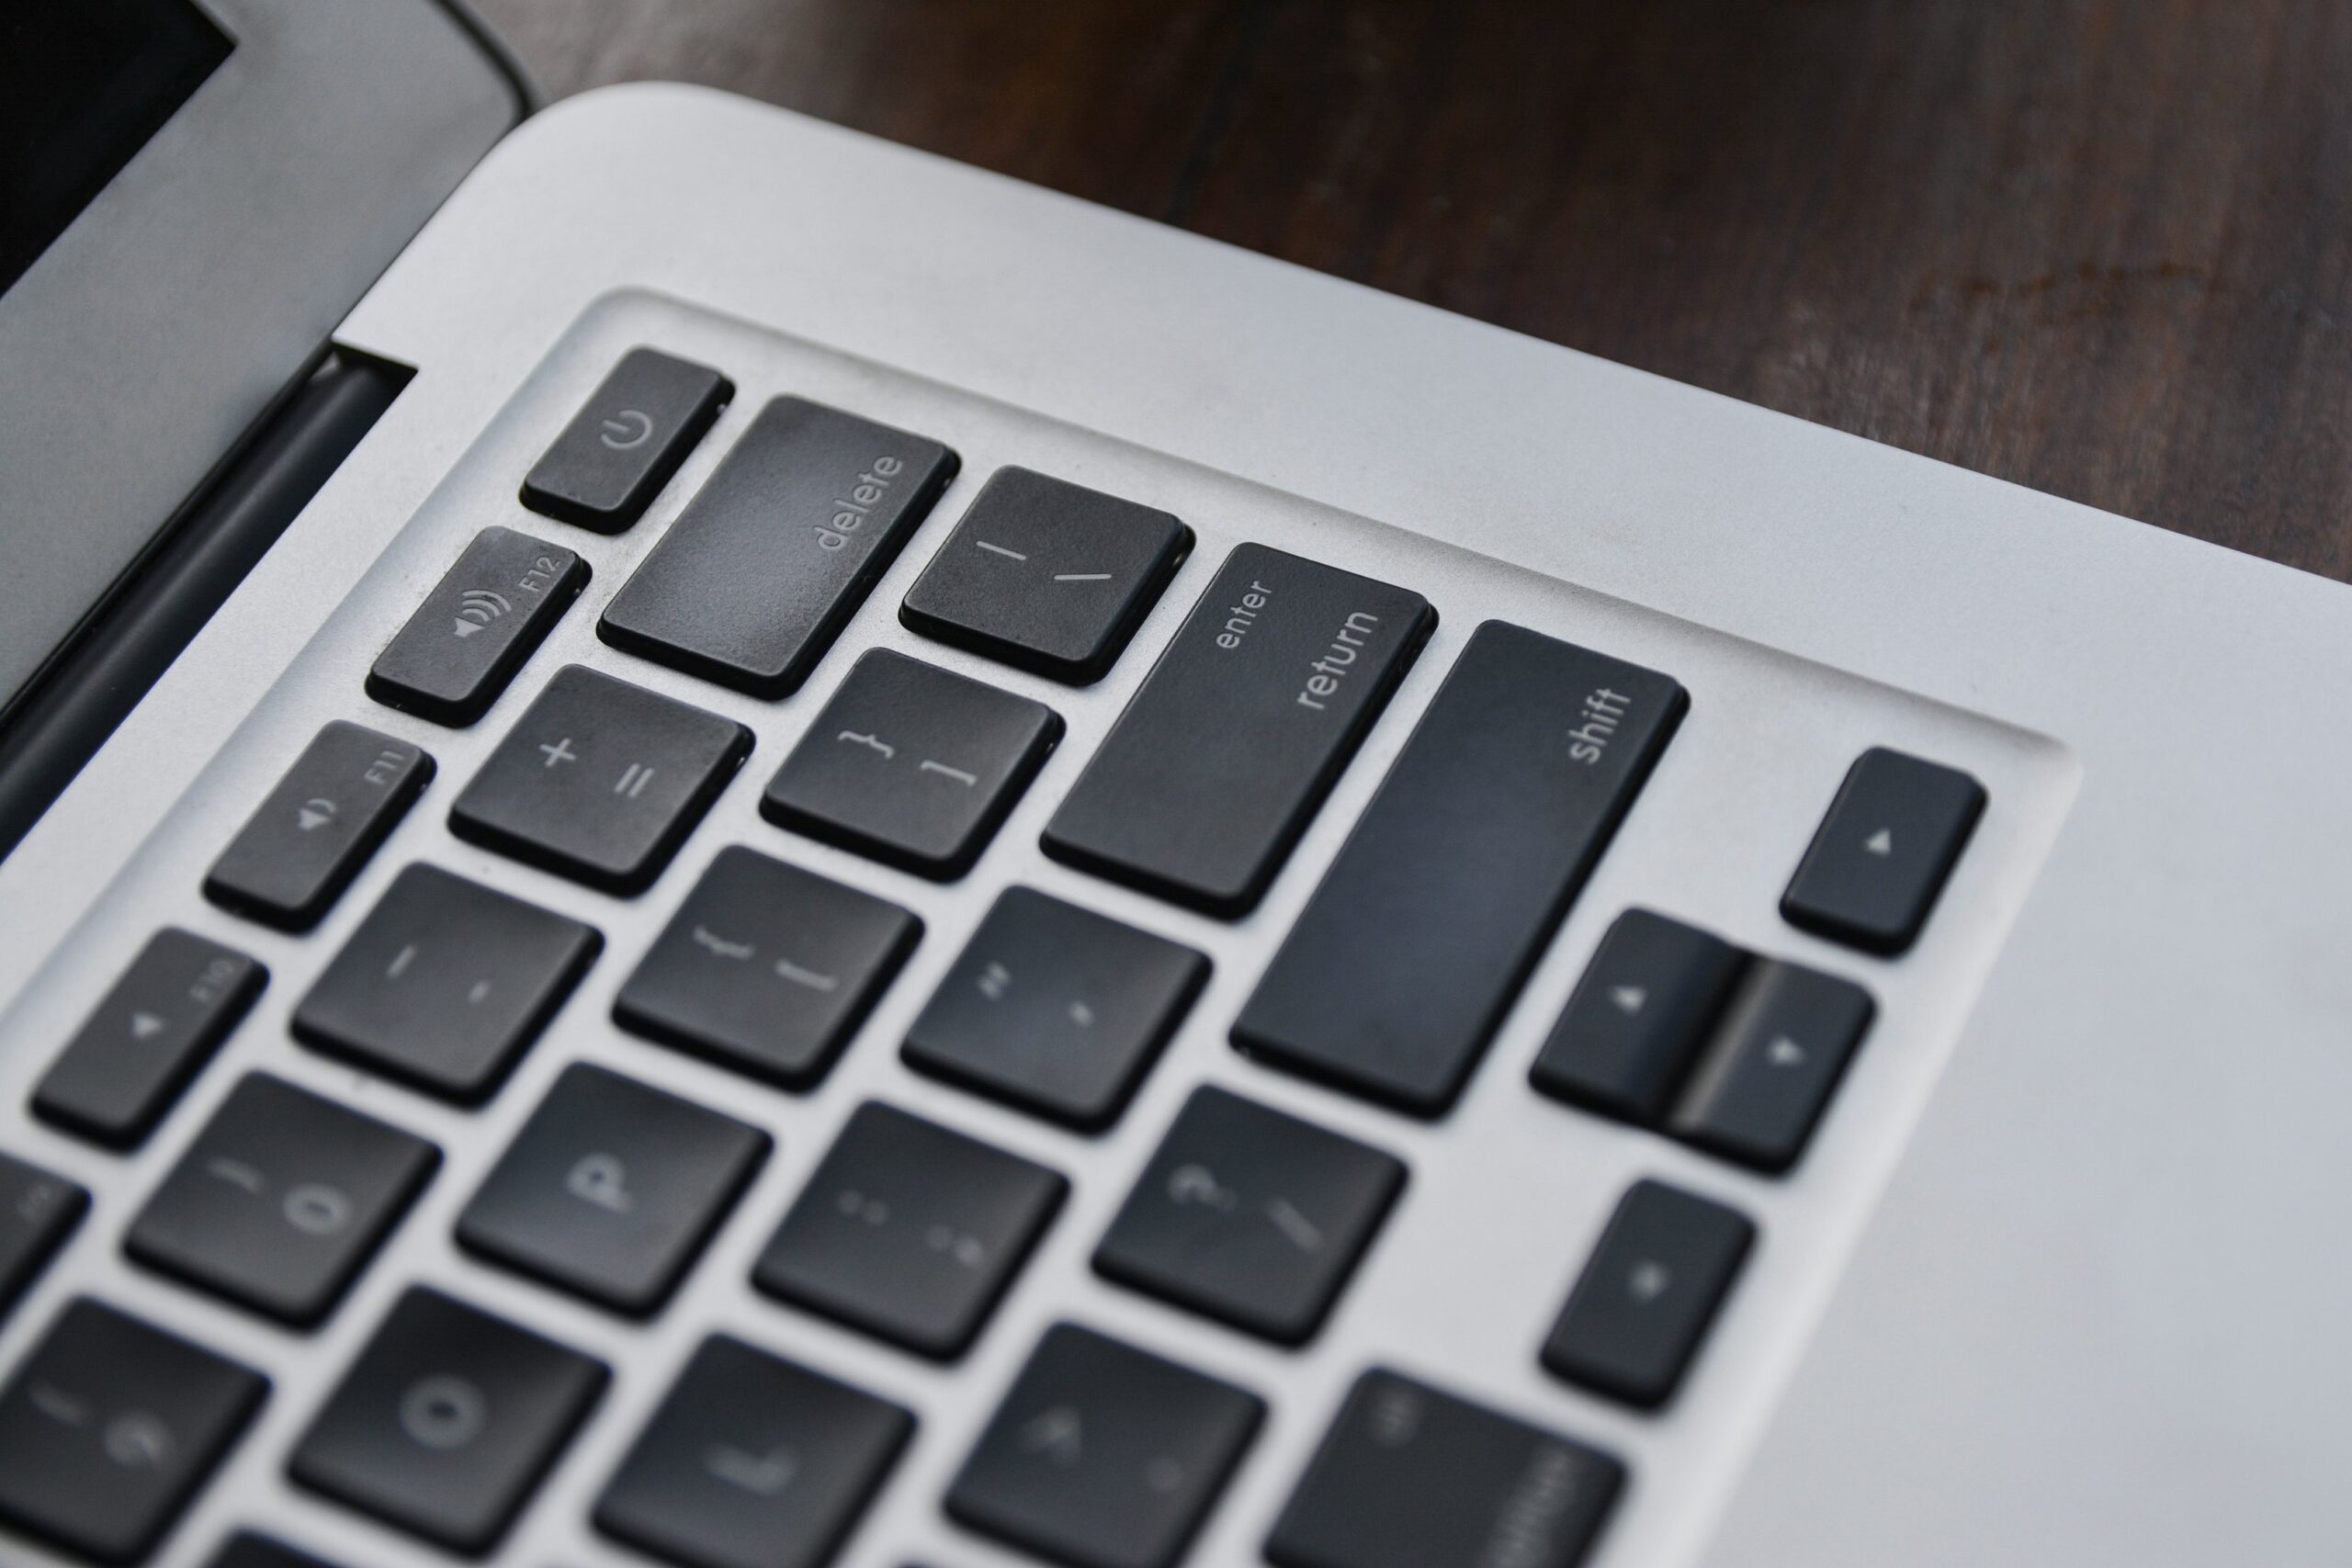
[3,4,2346,1567]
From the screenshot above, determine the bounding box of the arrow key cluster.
[1532,908,1874,1174]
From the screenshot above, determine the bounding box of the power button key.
[520,347,731,534]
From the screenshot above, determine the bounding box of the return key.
[1043,543,1433,917]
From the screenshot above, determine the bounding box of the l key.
[1235,621,1685,1116]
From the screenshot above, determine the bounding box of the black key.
[1542,1179,1754,1409]
[450,664,752,895]
[902,887,1207,1132]
[616,846,921,1089]
[1265,1369,1623,1568]
[520,347,732,533]
[1042,544,1433,917]
[899,467,1193,683]
[457,1062,769,1315]
[1781,747,1986,955]
[1671,960,1874,1172]
[1093,1087,1405,1346]
[753,1101,1067,1359]
[1235,621,1686,1117]
[1529,910,1748,1124]
[203,722,432,931]
[0,1153,87,1325]
[367,527,590,726]
[945,1323,1262,1568]
[292,863,599,1104]
[594,1335,914,1568]
[289,1287,606,1556]
[206,1534,339,1568]
[0,1299,267,1565]
[599,397,958,697]
[126,1073,439,1327]
[33,928,264,1149]
[205,1533,340,1568]
[761,650,1062,880]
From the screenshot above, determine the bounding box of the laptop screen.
[0,0,233,294]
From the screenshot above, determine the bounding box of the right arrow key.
[1781,746,1987,955]
[1671,960,1875,1174]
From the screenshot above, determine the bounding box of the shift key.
[1043,544,1433,917]
[1236,622,1685,1116]
[599,397,958,697]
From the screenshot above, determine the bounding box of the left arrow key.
[204,720,432,931]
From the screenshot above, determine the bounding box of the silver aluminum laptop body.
[3,83,2347,1568]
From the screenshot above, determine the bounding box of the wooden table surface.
[473,0,2352,581]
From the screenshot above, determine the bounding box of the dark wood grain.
[473,0,2352,579]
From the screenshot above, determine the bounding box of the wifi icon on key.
[452,589,513,638]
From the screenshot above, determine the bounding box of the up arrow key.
[1781,747,1985,955]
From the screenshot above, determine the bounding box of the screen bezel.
[0,0,524,727]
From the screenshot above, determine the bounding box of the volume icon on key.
[453,590,513,638]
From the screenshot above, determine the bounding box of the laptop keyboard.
[0,303,2066,1567]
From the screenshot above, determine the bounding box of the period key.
[1042,544,1433,917]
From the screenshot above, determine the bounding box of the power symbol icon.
[600,408,654,450]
